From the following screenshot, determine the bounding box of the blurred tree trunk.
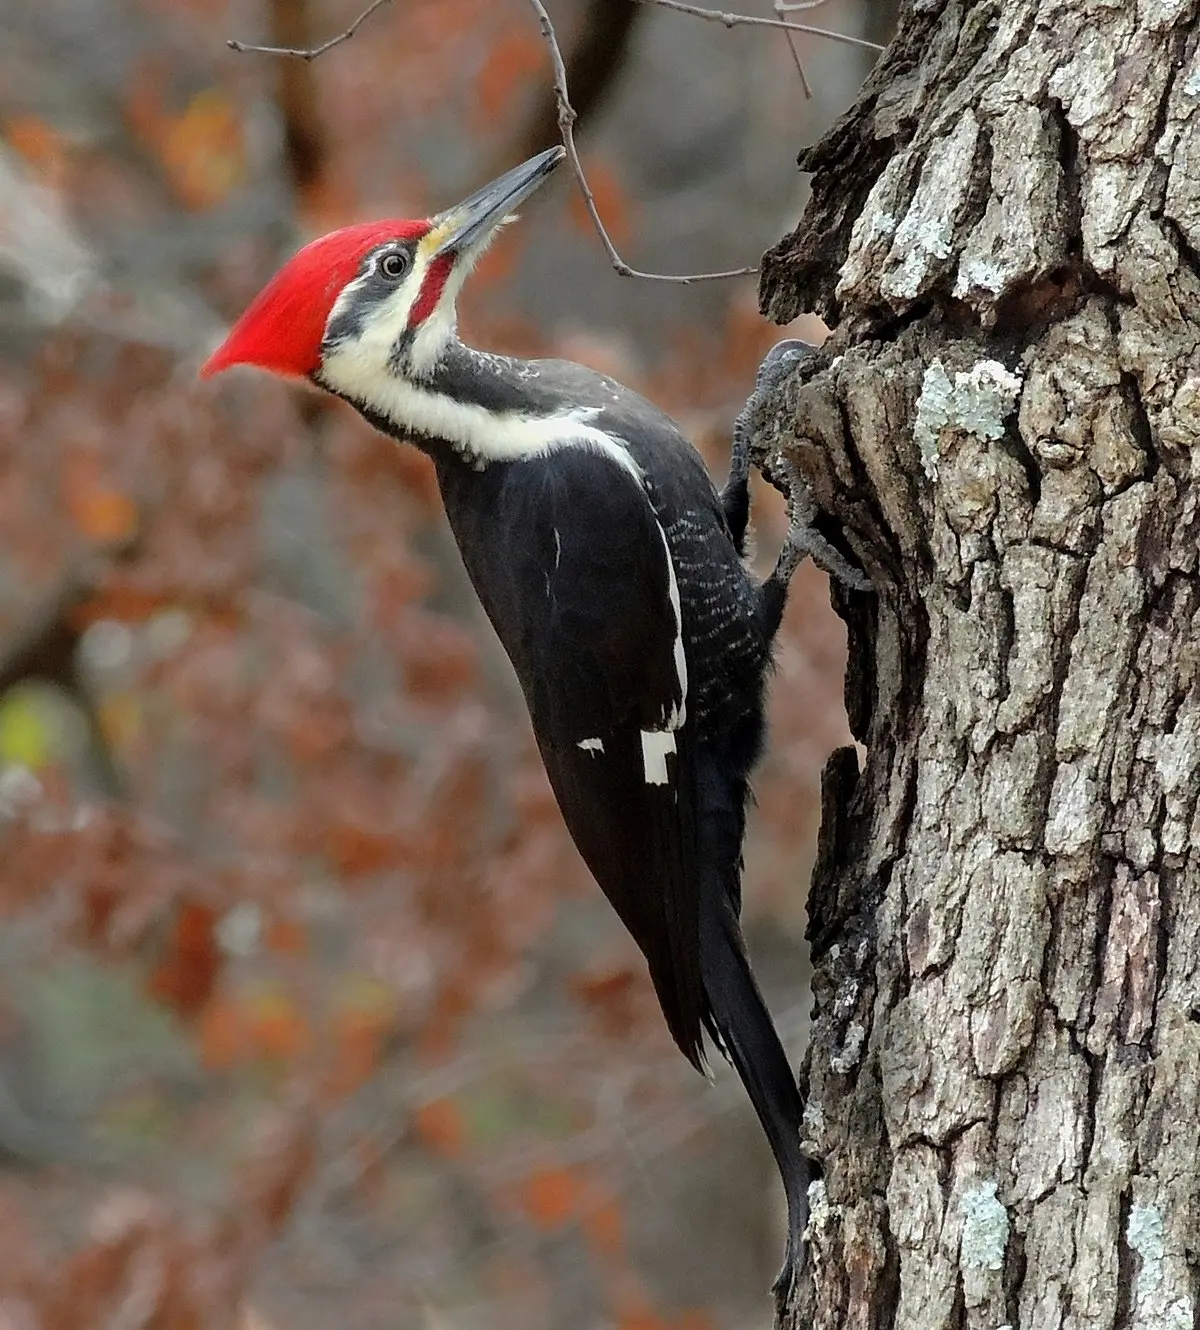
[754,2,1200,1327]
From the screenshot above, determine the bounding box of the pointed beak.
[429,146,565,259]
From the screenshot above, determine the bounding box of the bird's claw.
[731,339,818,481]
[725,340,821,551]
[753,338,818,397]
[732,339,870,592]
[773,458,872,594]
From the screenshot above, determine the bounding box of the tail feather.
[696,754,810,1310]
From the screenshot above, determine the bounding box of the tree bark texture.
[752,2,1200,1327]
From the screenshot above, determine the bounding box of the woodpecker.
[202,146,867,1304]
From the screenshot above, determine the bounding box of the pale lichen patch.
[881,112,982,304]
[913,359,1023,481]
[960,1181,1009,1271]
[1127,1205,1195,1330]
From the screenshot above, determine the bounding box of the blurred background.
[0,1,888,1326]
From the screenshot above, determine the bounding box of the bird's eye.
[379,250,412,280]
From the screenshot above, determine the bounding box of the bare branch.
[527,0,755,284]
[224,0,882,282]
[227,0,392,60]
[636,0,884,52]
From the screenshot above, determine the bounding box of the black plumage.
[426,351,812,1301]
[200,150,872,1305]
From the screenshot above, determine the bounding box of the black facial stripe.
[321,240,419,351]
[388,326,417,372]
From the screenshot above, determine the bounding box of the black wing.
[440,445,708,1068]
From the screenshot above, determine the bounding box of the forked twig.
[636,0,882,51]
[227,0,392,59]
[527,0,755,284]
[226,0,884,283]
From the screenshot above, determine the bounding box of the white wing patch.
[655,519,688,730]
[577,737,604,754]
[637,517,688,786]
[640,729,676,785]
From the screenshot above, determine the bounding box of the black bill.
[430,146,566,258]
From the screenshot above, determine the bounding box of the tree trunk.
[753,2,1200,1327]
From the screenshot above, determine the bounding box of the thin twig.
[227,0,392,59]
[637,0,884,51]
[224,0,883,282]
[225,0,882,64]
[772,0,835,98]
[528,0,755,284]
[778,4,813,102]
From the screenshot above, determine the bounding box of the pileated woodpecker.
[202,146,867,1304]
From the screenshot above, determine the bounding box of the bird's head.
[200,147,564,392]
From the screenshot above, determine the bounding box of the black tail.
[696,755,810,1310]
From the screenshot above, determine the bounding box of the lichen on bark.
[753,2,1200,1327]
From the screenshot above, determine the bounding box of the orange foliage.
[583,1189,626,1257]
[4,113,69,184]
[324,815,403,879]
[473,32,546,124]
[0,1,841,1323]
[571,964,640,1042]
[264,914,307,955]
[569,157,635,250]
[199,994,252,1071]
[414,1097,466,1159]
[247,988,312,1062]
[61,451,140,545]
[161,90,247,210]
[124,61,245,211]
[323,983,396,1098]
[617,1310,673,1330]
[521,1165,584,1231]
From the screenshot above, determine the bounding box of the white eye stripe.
[322,237,460,378]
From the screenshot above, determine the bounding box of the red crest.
[200,220,430,380]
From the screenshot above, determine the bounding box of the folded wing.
[478,446,708,1068]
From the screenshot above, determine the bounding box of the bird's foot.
[772,458,872,593]
[732,339,819,480]
[724,340,821,553]
[754,338,820,398]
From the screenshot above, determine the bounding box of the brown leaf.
[147,899,221,1019]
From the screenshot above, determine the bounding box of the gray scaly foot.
[723,340,820,553]
[745,341,871,595]
[769,457,872,595]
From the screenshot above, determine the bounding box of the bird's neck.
[340,338,596,470]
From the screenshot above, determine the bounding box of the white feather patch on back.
[640,729,676,785]
[577,737,604,753]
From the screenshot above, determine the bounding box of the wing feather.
[452,446,708,1066]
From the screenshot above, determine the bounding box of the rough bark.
[752,2,1200,1327]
